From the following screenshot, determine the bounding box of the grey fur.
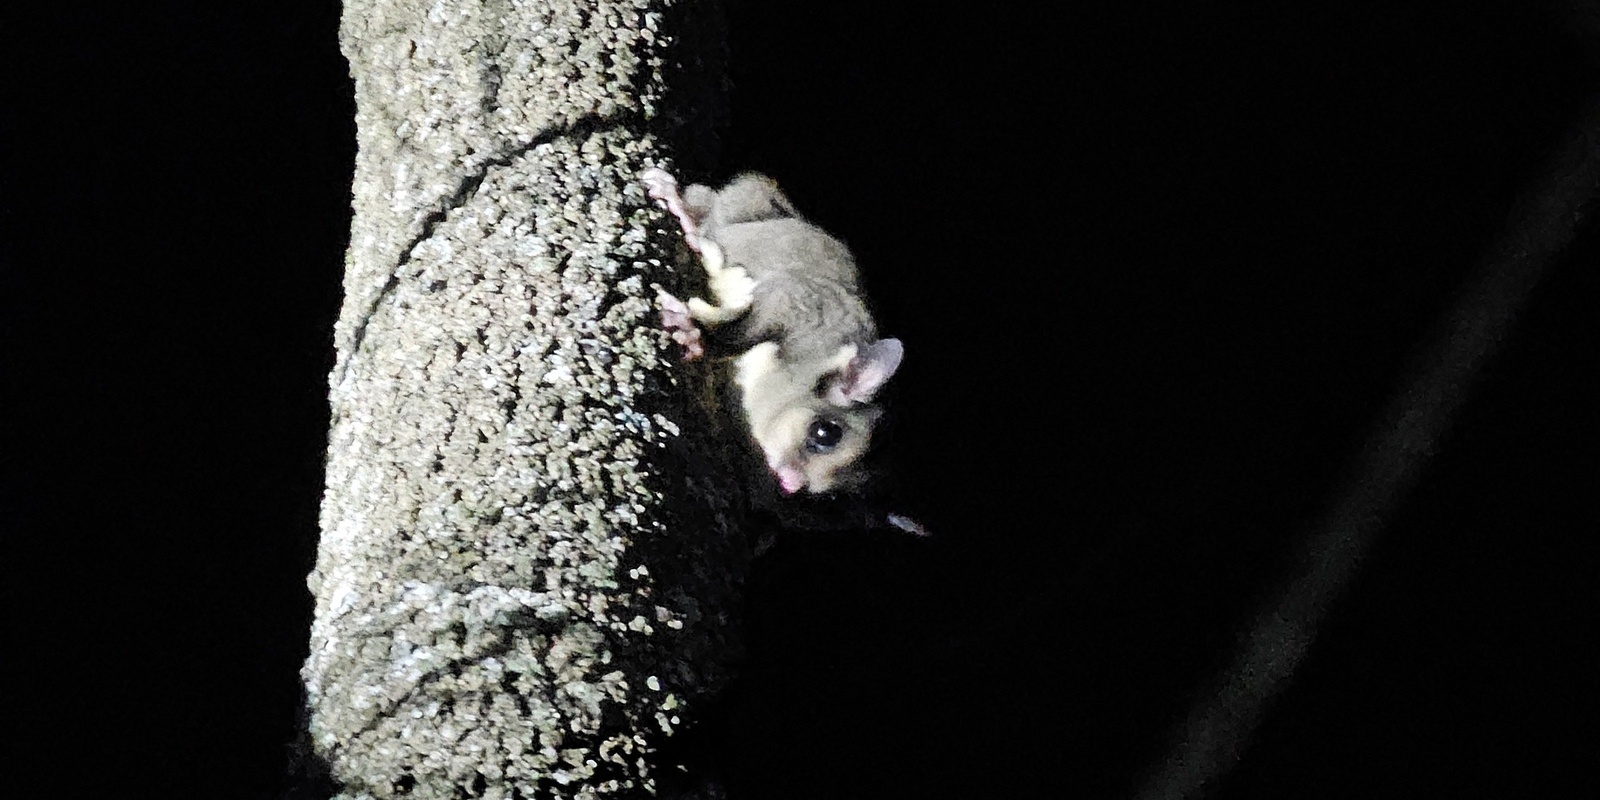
[684,174,879,364]
[646,170,904,496]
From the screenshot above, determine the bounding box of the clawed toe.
[671,328,705,360]
[657,290,705,360]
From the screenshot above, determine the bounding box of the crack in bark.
[338,606,572,745]
[338,109,644,386]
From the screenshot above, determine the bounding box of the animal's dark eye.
[804,418,844,453]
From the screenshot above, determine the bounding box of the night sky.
[6,1,1596,798]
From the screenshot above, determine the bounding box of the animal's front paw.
[642,168,702,252]
[657,290,705,361]
[642,168,679,198]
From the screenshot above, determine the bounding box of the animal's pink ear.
[827,338,903,404]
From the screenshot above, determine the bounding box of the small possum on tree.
[644,169,924,535]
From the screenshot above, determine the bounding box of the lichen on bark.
[305,1,739,798]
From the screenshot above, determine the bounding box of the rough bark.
[304,2,739,798]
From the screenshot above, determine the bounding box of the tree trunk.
[304,1,739,797]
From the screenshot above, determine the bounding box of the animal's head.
[741,339,904,495]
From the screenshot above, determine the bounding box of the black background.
[6,1,1596,798]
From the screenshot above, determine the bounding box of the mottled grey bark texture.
[305,2,740,798]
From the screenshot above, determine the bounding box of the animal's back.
[716,218,859,282]
[712,219,873,360]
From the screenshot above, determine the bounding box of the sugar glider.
[643,168,910,505]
